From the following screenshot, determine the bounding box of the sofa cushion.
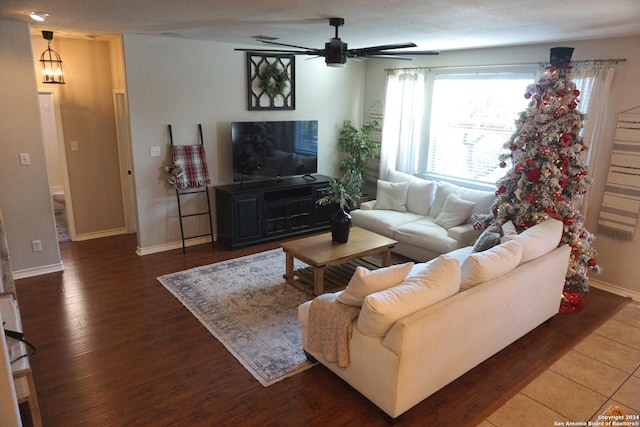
[460,239,523,290]
[393,219,460,254]
[358,255,461,337]
[386,169,436,216]
[502,218,563,264]
[351,209,425,238]
[337,262,415,307]
[375,180,409,212]
[429,181,495,223]
[455,186,496,220]
[433,194,476,229]
[472,223,503,252]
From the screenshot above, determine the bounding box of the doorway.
[38,91,76,242]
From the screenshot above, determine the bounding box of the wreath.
[260,63,289,98]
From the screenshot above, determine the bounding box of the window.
[385,68,535,190]
[426,74,534,187]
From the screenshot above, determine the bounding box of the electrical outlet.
[150,146,161,157]
[71,141,79,151]
[32,240,42,252]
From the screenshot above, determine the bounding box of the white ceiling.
[2,0,640,52]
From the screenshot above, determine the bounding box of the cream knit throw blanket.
[307,293,361,368]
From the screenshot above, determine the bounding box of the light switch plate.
[19,153,30,166]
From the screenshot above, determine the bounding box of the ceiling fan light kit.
[235,17,439,67]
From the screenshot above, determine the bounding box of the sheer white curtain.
[572,64,616,216]
[379,70,427,180]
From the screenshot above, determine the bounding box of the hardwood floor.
[14,234,629,426]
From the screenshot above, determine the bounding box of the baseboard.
[136,235,215,256]
[589,278,639,301]
[13,262,65,280]
[75,227,127,241]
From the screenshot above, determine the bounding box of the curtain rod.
[385,58,627,73]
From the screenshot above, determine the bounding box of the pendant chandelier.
[40,31,65,84]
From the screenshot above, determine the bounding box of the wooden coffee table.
[281,227,397,295]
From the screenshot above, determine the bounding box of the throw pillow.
[502,218,563,264]
[433,194,476,229]
[374,180,409,212]
[460,239,523,290]
[357,255,461,337]
[502,220,517,236]
[428,181,459,218]
[337,262,414,307]
[472,224,503,252]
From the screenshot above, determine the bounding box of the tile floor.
[481,300,640,426]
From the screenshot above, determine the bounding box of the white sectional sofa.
[350,170,496,262]
[298,219,568,420]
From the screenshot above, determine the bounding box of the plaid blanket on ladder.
[172,145,211,189]
[597,113,640,241]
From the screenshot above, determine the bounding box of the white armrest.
[447,223,481,246]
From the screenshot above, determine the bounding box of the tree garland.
[260,63,289,98]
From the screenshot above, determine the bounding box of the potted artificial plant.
[316,173,361,243]
[337,119,379,203]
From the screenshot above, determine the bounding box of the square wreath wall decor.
[247,53,295,110]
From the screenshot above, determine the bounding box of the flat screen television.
[231,120,318,183]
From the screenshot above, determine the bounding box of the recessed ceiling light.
[28,11,49,22]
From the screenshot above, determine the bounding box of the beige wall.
[31,34,125,237]
[362,36,640,297]
[0,19,62,274]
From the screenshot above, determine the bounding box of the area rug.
[157,249,315,386]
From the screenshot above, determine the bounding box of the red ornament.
[545,206,555,214]
[500,161,507,168]
[515,163,525,173]
[588,258,598,267]
[540,146,551,155]
[526,168,541,184]
[526,159,535,167]
[473,221,482,230]
[573,89,580,96]
[496,185,507,195]
[563,217,574,225]
[569,101,577,110]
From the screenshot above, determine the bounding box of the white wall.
[122,34,365,253]
[363,36,640,297]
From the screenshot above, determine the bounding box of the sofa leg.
[303,350,317,363]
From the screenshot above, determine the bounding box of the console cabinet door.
[233,193,262,244]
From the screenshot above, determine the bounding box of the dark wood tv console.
[215,174,335,249]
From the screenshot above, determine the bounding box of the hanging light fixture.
[40,31,65,84]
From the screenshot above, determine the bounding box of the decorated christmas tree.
[475,47,601,303]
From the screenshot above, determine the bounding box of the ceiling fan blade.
[376,50,440,55]
[364,54,415,61]
[260,40,317,51]
[234,47,320,55]
[348,42,417,55]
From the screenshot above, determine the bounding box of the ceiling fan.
[235,17,439,67]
